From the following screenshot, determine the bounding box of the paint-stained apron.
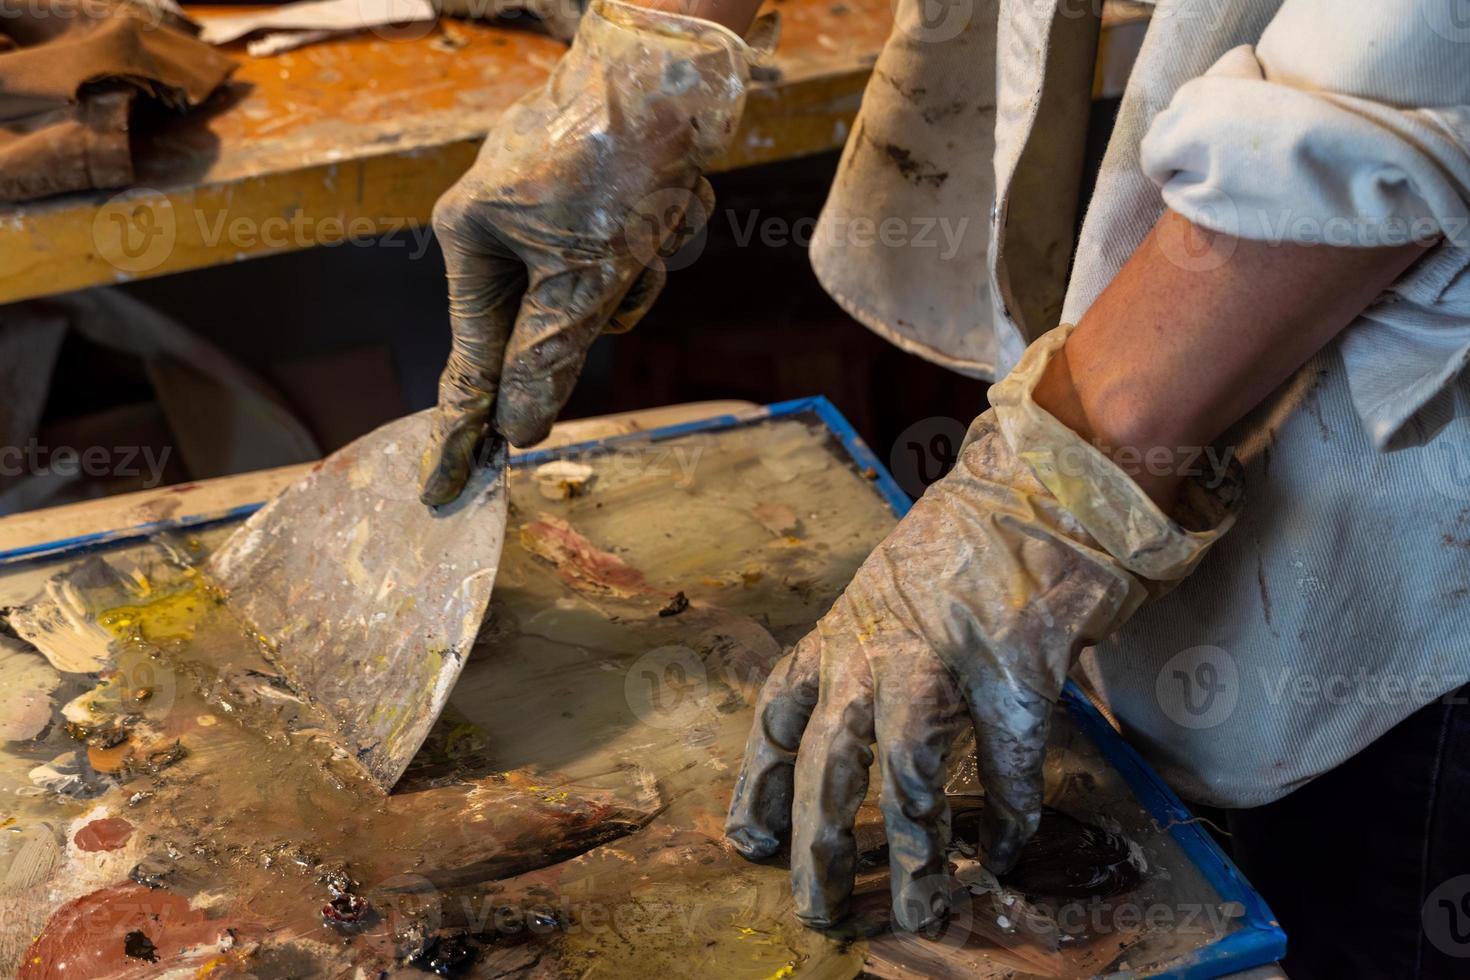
[810,0,1096,380]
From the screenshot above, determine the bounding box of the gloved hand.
[421,0,763,505]
[433,0,588,44]
[724,326,1240,931]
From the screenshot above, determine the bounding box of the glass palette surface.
[0,399,1283,979]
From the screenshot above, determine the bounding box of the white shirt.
[812,0,1470,806]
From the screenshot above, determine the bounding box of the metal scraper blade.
[207,409,508,793]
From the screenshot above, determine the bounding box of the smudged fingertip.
[494,394,556,448]
[724,823,781,861]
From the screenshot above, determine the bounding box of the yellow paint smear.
[97,574,219,645]
[735,925,780,947]
[195,952,246,978]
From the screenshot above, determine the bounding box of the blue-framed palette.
[0,396,1286,977]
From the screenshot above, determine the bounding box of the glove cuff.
[573,0,763,168]
[987,324,1243,582]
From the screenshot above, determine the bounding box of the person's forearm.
[1033,209,1430,509]
[630,0,762,32]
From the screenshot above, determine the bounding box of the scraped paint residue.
[520,515,648,597]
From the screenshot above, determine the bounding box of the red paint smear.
[20,883,251,980]
[73,817,133,852]
[521,516,649,597]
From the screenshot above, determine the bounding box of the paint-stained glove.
[433,0,588,44]
[724,326,1241,931]
[420,0,764,505]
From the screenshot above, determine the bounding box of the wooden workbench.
[0,0,1150,306]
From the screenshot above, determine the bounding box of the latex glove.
[421,0,760,505]
[724,326,1240,931]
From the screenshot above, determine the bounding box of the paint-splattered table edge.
[0,402,757,555]
[0,1,1151,305]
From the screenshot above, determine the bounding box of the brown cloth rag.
[0,1,236,203]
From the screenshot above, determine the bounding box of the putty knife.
[207,409,508,792]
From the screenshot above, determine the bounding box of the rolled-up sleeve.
[1138,0,1470,449]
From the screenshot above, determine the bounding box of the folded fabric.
[1140,36,1470,449]
[0,1,236,202]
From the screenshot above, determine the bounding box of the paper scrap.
[247,29,339,57]
[198,0,435,47]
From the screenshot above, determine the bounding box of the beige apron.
[809,0,1098,380]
